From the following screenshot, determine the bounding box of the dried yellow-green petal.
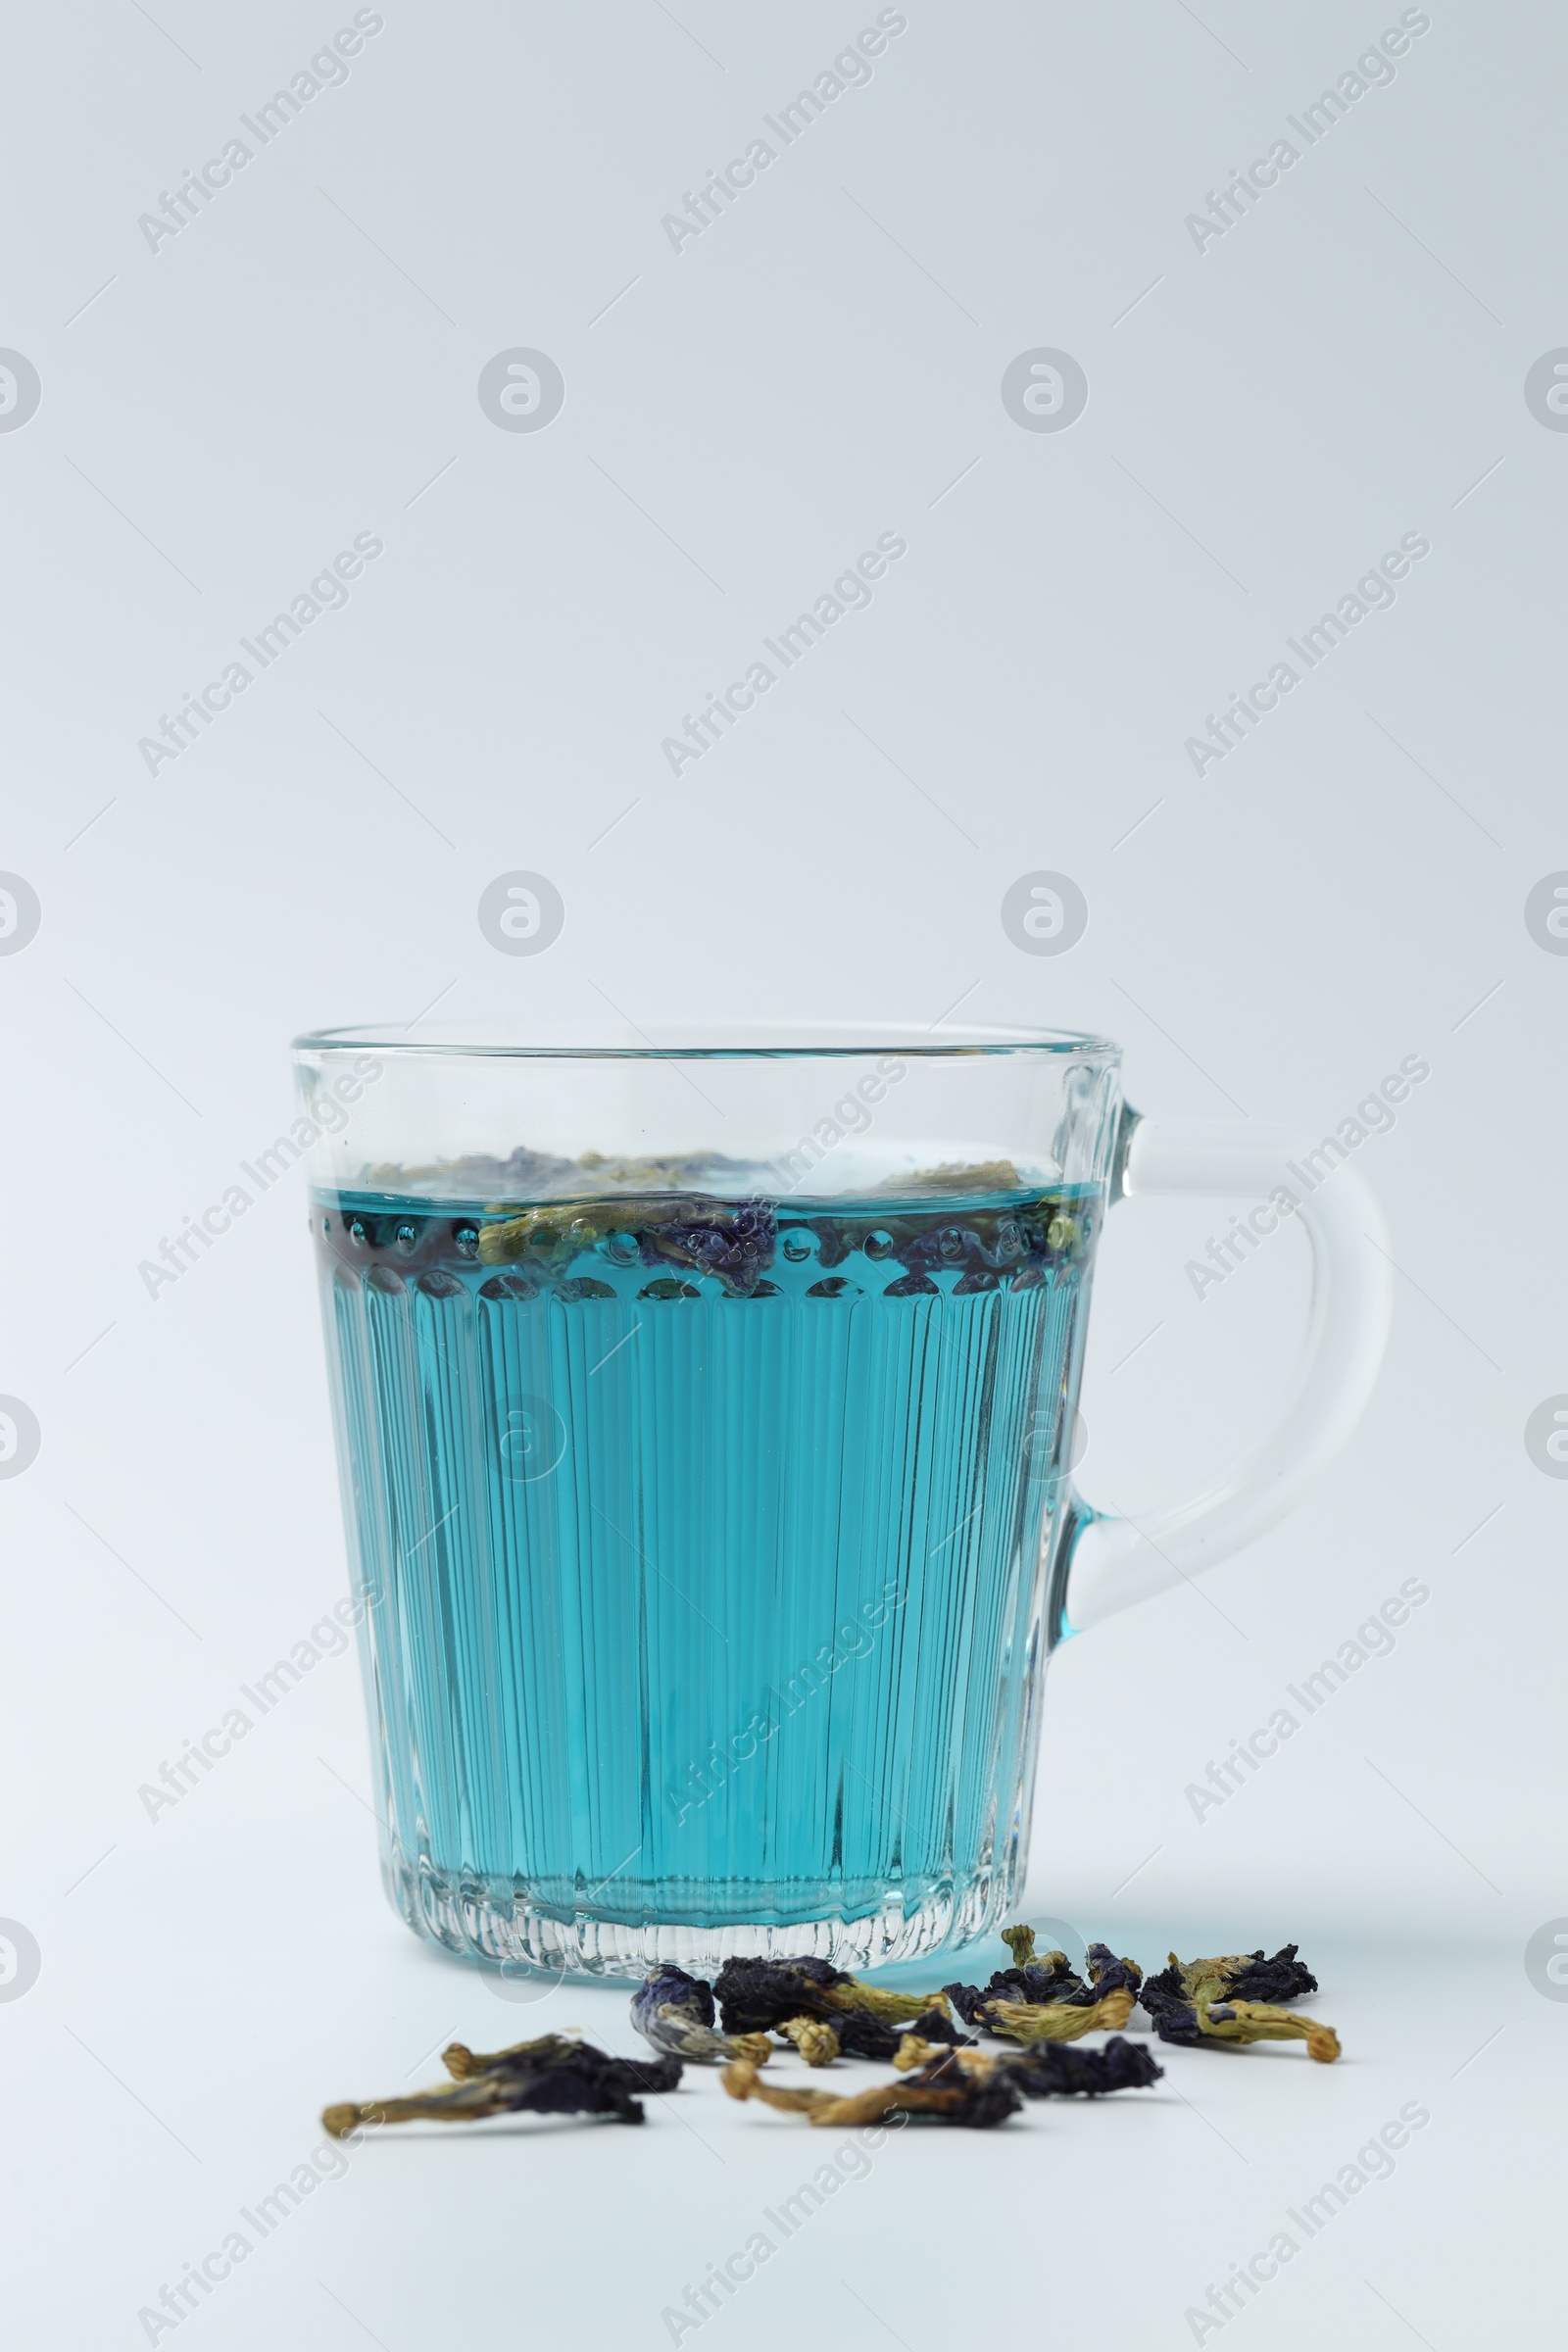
[888,1160,1024,1198]
[1000,1924,1038,1970]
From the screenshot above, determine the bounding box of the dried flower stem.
[983,1987,1135,2042]
[820,1982,950,2026]
[442,2031,578,2081]
[323,2082,526,2136]
[721,2057,1018,2129]
[1197,1999,1341,2061]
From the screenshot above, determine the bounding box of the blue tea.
[312,1163,1102,1971]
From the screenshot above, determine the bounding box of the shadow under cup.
[291,1021,1124,1978]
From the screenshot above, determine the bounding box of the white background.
[1,2,1561,2344]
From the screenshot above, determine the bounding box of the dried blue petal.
[881,2059,1026,2128]
[944,1980,998,2032]
[632,1965,772,2065]
[641,1198,776,1294]
[634,1963,714,2034]
[997,2034,1162,2098]
[1056,1942,1144,2007]
[1226,1944,1318,2004]
[908,2004,970,2048]
[712,1957,941,2048]
[825,2008,905,2062]
[943,1951,1082,2029]
[712,1956,851,2034]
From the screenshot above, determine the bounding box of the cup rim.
[292,1017,1123,1062]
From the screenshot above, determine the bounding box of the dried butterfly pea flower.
[711,1955,841,2032]
[946,1928,1141,2040]
[1141,1950,1339,2061]
[712,1956,945,2039]
[885,1160,1025,1199]
[951,1929,1140,2014]
[479,1194,776,1295]
[478,1203,614,1268]
[945,1980,1000,2031]
[322,2033,682,2135]
[641,1199,775,1294]
[994,1926,1143,2007]
[994,2034,1162,2098]
[1058,1942,1144,2007]
[630,1965,773,2067]
[721,2057,1021,2131]
[945,1937,1086,2026]
[897,2034,1160,2098]
[982,1986,1137,2042]
[1224,1944,1318,2004]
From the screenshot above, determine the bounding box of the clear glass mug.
[290,1021,1390,1978]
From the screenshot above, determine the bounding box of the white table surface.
[4,1786,1545,2349]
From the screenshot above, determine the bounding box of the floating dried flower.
[478,1194,776,1295]
[322,2033,682,2136]
[630,1965,774,2066]
[721,2056,1021,2130]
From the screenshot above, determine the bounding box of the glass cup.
[290,1020,1390,1977]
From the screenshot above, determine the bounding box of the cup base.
[384,1838,1015,1981]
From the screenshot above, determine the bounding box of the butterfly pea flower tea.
[292,1022,1389,1980]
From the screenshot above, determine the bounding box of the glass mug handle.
[1061,1115,1394,1633]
